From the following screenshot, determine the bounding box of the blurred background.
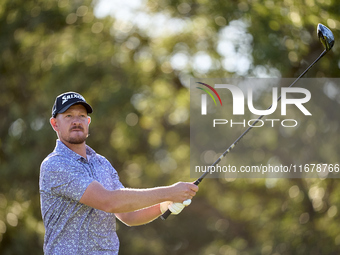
[1,0,340,254]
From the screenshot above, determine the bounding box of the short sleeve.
[96,155,125,190]
[110,167,125,190]
[40,157,94,201]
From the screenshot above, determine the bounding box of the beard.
[67,134,87,144]
[64,126,88,144]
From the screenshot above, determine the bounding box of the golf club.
[161,23,335,220]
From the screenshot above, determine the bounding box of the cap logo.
[61,93,85,104]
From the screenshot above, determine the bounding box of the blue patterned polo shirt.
[40,140,124,255]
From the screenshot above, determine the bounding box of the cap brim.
[57,101,93,115]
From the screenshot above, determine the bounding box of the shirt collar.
[54,139,96,161]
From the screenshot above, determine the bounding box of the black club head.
[317,23,335,52]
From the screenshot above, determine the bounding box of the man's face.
[50,104,91,145]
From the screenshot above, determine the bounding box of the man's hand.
[168,182,199,203]
[159,182,198,215]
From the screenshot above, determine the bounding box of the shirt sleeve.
[111,167,125,190]
[97,155,125,190]
[40,156,94,201]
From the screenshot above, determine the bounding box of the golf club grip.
[160,180,200,220]
[160,209,172,220]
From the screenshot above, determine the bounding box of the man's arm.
[115,204,162,226]
[79,180,198,214]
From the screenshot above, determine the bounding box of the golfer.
[39,92,198,254]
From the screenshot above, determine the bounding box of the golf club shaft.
[161,49,327,220]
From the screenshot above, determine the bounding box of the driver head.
[317,23,335,52]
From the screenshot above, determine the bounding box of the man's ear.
[87,116,91,125]
[50,117,59,132]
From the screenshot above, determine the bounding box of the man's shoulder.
[92,153,114,170]
[86,146,110,164]
[95,153,108,162]
[42,150,64,163]
[89,151,118,174]
[40,150,75,172]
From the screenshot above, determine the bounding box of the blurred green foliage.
[0,0,340,254]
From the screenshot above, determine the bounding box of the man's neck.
[61,140,87,159]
